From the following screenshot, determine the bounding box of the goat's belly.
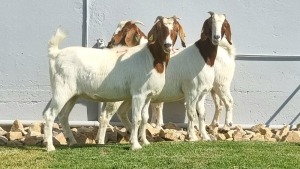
[152,89,184,103]
[78,82,131,102]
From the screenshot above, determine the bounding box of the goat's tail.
[48,27,66,58]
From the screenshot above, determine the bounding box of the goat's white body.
[209,39,236,130]
[97,43,216,143]
[44,28,166,151]
[150,39,236,130]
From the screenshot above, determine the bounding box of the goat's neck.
[148,43,170,73]
[195,39,218,67]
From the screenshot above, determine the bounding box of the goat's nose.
[164,43,172,48]
[214,35,220,40]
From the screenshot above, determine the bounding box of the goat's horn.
[131,20,145,26]
[154,16,163,24]
[172,15,181,20]
[208,11,214,16]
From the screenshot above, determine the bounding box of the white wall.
[0,0,299,126]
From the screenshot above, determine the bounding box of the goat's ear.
[147,24,157,45]
[177,22,186,47]
[109,32,123,47]
[200,19,210,40]
[223,20,232,45]
[125,28,137,47]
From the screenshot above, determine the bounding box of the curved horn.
[208,11,214,16]
[154,16,163,24]
[131,20,145,26]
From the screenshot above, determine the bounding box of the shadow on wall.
[265,84,300,127]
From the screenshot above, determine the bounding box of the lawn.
[0,141,300,169]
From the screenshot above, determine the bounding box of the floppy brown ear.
[223,20,232,45]
[200,19,210,41]
[147,24,157,45]
[177,22,186,47]
[125,28,137,47]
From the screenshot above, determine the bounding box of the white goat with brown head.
[152,12,236,132]
[96,12,232,143]
[43,16,177,151]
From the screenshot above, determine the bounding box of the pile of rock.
[1,120,300,147]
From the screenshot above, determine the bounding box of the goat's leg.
[213,87,234,131]
[185,94,199,141]
[150,102,164,129]
[130,95,145,150]
[116,100,133,132]
[57,96,78,146]
[196,94,211,141]
[210,89,223,129]
[43,95,72,151]
[96,101,121,144]
[139,97,151,146]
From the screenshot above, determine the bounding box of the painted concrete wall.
[0,0,299,126]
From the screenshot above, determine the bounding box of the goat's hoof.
[47,145,56,152]
[222,125,231,132]
[131,143,142,150]
[189,136,199,142]
[142,139,150,145]
[96,140,105,145]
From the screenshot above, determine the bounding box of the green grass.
[1,141,300,169]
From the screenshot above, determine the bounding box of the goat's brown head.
[201,11,232,45]
[107,20,147,48]
[147,16,177,73]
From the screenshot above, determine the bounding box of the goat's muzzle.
[163,43,172,53]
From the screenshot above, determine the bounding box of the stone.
[7,131,23,141]
[105,130,117,143]
[0,135,8,145]
[278,125,290,137]
[250,124,264,133]
[0,127,7,136]
[7,140,24,147]
[233,130,244,141]
[264,137,277,142]
[24,135,44,145]
[296,123,300,131]
[207,126,219,135]
[10,120,24,132]
[52,123,60,130]
[234,125,246,135]
[53,132,67,145]
[163,122,178,130]
[251,133,265,141]
[160,129,178,141]
[116,127,130,143]
[28,122,43,134]
[224,130,235,139]
[259,126,273,137]
[216,133,226,140]
[146,123,161,136]
[282,131,300,143]
[241,134,252,141]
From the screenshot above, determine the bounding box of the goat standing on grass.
[96,12,233,143]
[43,16,176,151]
[151,13,236,131]
[96,16,186,142]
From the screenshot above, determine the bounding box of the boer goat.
[151,13,236,131]
[96,12,232,144]
[43,16,176,151]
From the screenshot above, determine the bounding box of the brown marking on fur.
[195,14,232,66]
[147,17,175,73]
[107,21,147,48]
[222,19,232,45]
[172,16,186,48]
